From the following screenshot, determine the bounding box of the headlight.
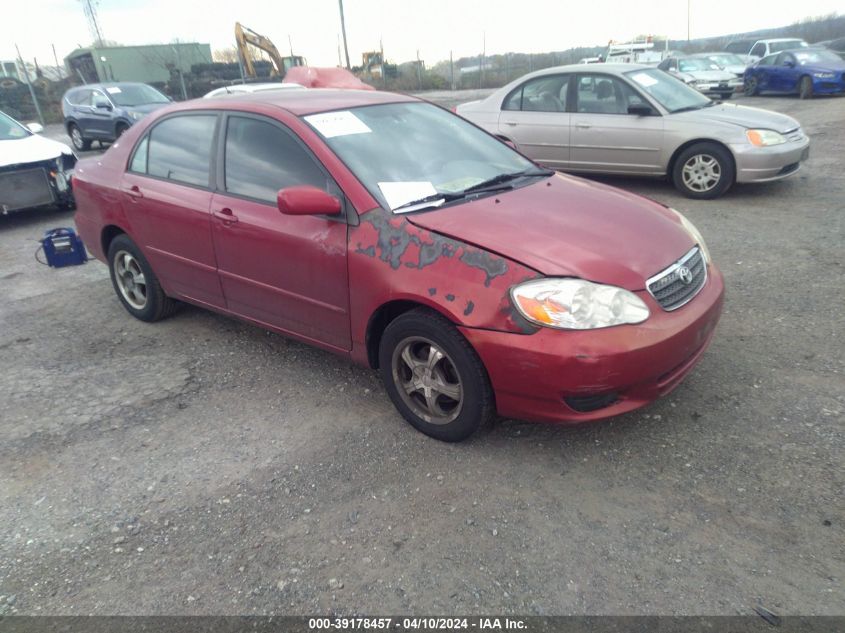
[668,207,711,263]
[510,279,649,330]
[746,129,786,146]
[813,72,834,79]
[128,111,143,120]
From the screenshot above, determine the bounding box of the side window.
[750,43,766,58]
[68,89,91,105]
[760,54,778,66]
[147,115,216,187]
[519,75,569,112]
[91,91,110,108]
[129,136,149,173]
[224,115,329,203]
[502,86,523,111]
[576,74,642,115]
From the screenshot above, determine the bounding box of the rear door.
[569,73,664,175]
[755,54,779,91]
[209,113,351,350]
[497,74,571,169]
[88,89,115,138]
[121,113,225,308]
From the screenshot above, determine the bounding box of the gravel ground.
[0,92,842,616]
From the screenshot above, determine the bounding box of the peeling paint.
[356,245,376,257]
[428,288,437,296]
[445,294,455,302]
[459,249,509,287]
[464,301,475,316]
[362,212,417,270]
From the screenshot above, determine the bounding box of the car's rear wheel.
[799,76,814,100]
[378,308,494,442]
[68,123,91,151]
[107,234,177,322]
[744,76,759,96]
[672,142,734,200]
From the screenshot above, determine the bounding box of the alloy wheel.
[391,336,463,425]
[682,154,721,193]
[113,250,147,310]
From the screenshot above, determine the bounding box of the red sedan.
[73,89,724,441]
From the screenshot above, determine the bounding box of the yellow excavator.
[234,22,305,78]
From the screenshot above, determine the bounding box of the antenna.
[79,0,105,47]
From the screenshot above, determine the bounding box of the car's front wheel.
[107,234,178,322]
[672,142,734,200]
[799,76,814,100]
[68,123,91,151]
[378,308,494,442]
[744,76,759,96]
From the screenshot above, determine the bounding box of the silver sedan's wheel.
[392,336,463,425]
[681,154,722,194]
[113,250,147,310]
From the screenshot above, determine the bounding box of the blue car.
[744,48,845,99]
[61,82,171,151]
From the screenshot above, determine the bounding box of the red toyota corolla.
[73,89,724,442]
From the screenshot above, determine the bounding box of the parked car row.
[744,48,845,99]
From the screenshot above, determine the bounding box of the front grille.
[647,247,707,311]
[778,162,800,176]
[0,167,55,212]
[564,392,619,413]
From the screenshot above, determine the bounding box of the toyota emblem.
[677,266,693,285]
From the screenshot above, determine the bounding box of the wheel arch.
[668,138,737,184]
[101,224,127,258]
[65,118,79,135]
[365,299,457,369]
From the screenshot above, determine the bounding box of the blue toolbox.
[39,227,88,267]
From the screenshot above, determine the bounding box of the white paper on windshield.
[304,111,371,138]
[378,181,438,212]
[105,86,122,94]
[630,72,658,87]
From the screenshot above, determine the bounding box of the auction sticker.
[304,111,372,138]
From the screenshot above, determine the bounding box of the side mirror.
[95,99,112,110]
[277,186,342,216]
[27,122,44,134]
[501,138,516,149]
[628,105,654,116]
[783,60,795,68]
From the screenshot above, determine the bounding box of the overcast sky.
[2,0,841,68]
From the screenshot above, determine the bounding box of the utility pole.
[416,49,422,91]
[52,44,61,78]
[15,44,44,126]
[80,0,104,47]
[449,50,454,91]
[687,0,691,42]
[338,0,351,69]
[480,31,485,89]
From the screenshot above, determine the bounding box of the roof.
[186,88,418,116]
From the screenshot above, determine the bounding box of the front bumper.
[811,75,845,95]
[693,78,743,95]
[732,133,810,183]
[460,266,725,425]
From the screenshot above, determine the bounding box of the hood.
[800,59,845,72]
[0,133,75,169]
[405,174,694,291]
[673,102,800,133]
[685,69,737,81]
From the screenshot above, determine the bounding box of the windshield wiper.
[392,191,466,213]
[462,168,553,194]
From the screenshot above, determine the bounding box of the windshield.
[625,68,711,113]
[706,53,744,66]
[794,49,841,64]
[679,58,722,72]
[306,102,539,211]
[770,40,808,53]
[105,84,169,107]
[0,111,31,140]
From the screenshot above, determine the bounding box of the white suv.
[745,38,809,62]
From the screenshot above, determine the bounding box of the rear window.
[146,115,217,187]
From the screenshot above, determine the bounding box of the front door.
[497,73,571,169]
[121,113,225,308]
[210,114,351,350]
[569,73,664,175]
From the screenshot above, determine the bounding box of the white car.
[725,38,809,64]
[0,111,76,214]
[657,56,742,99]
[202,82,304,98]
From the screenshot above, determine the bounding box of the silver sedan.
[456,63,810,199]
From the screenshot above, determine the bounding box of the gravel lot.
[0,92,842,616]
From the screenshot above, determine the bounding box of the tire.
[107,234,178,322]
[115,122,129,139]
[744,76,759,97]
[378,308,494,442]
[672,142,735,200]
[68,123,91,151]
[799,76,814,100]
[719,92,733,101]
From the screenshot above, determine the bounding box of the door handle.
[503,121,518,126]
[213,207,238,225]
[575,123,591,129]
[122,184,143,200]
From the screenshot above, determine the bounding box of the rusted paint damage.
[459,249,509,287]
[355,244,376,257]
[428,288,437,296]
[464,301,475,316]
[445,294,455,302]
